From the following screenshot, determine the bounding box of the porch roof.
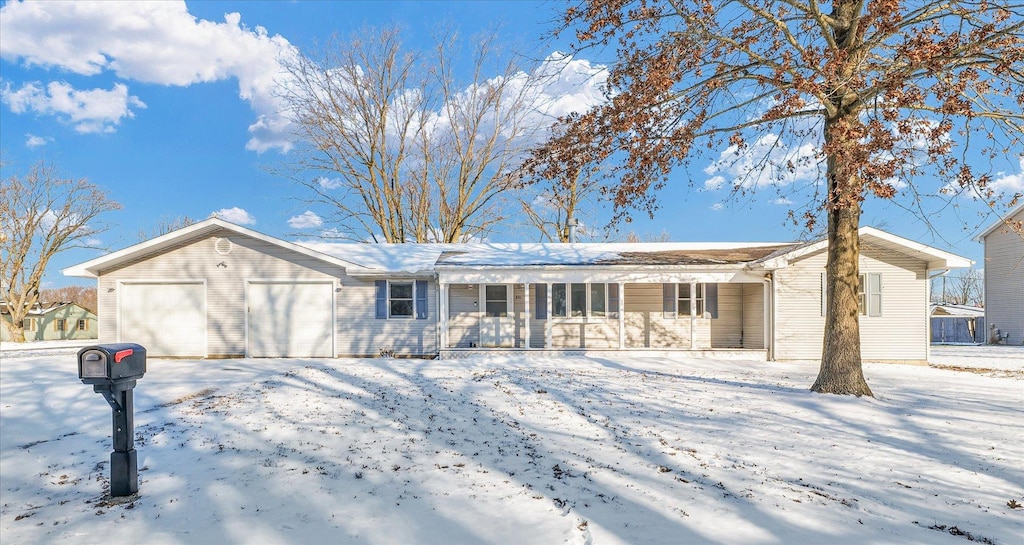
[433,242,794,268]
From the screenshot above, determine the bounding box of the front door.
[480,284,515,347]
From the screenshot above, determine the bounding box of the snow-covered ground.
[1,345,1021,544]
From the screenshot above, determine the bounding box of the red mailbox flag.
[114,349,134,363]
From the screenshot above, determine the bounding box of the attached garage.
[247,281,335,358]
[119,281,207,357]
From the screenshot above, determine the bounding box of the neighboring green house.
[0,302,98,342]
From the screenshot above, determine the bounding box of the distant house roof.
[931,303,985,318]
[975,203,1024,241]
[0,302,93,317]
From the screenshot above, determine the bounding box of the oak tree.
[535,0,1023,395]
[1,163,121,342]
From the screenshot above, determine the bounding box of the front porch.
[438,280,771,357]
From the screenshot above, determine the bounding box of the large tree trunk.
[813,204,873,396]
[812,127,874,396]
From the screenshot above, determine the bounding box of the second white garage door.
[247,281,335,358]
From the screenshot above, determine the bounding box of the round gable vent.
[214,237,233,255]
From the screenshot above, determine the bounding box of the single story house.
[63,218,971,362]
[930,303,985,344]
[976,203,1024,345]
[0,302,98,342]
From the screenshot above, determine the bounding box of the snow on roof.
[931,303,985,318]
[0,302,82,316]
[296,241,796,274]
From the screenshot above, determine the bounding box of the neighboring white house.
[63,218,971,362]
[976,203,1024,345]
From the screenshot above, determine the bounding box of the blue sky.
[1,0,1020,288]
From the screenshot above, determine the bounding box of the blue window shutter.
[375,280,387,319]
[534,284,547,319]
[608,283,619,319]
[415,280,428,319]
[705,283,718,319]
[662,283,676,319]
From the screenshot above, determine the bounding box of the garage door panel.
[120,283,206,357]
[248,282,333,358]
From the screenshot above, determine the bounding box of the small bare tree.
[0,163,121,342]
[279,25,548,242]
[135,215,198,242]
[933,268,984,306]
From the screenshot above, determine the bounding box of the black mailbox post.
[78,343,146,497]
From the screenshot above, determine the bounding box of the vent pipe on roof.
[568,218,579,243]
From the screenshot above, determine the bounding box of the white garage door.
[119,282,207,357]
[248,281,334,358]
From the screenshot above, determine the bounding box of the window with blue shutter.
[374,280,387,319]
[415,280,428,319]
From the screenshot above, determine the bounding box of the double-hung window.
[77,319,88,331]
[390,282,414,318]
[678,284,706,316]
[375,280,429,319]
[55,319,67,331]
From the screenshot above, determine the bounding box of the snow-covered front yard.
[1,345,1021,544]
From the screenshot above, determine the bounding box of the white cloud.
[0,3,609,155]
[772,197,793,205]
[710,203,724,211]
[316,176,344,190]
[287,211,323,229]
[2,81,145,133]
[210,207,256,225]
[988,156,1024,196]
[0,1,296,151]
[703,133,821,192]
[25,133,48,148]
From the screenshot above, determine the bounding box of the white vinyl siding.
[337,277,438,356]
[775,246,928,361]
[983,208,1024,345]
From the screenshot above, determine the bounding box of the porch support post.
[523,283,531,350]
[439,282,449,350]
[545,282,552,349]
[690,282,697,349]
[618,282,625,349]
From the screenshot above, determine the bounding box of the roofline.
[63,218,375,278]
[757,226,973,271]
[975,202,1024,241]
